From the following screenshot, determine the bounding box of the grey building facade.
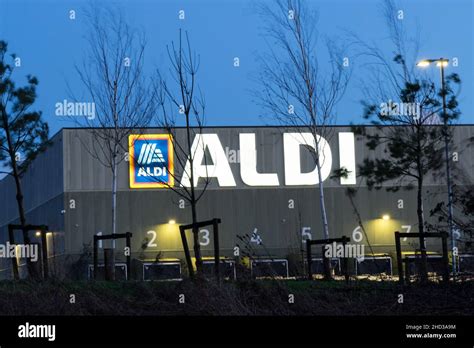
[0,125,473,279]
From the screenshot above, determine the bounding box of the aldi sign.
[129,131,356,189]
[129,134,174,188]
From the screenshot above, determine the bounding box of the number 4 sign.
[250,228,263,245]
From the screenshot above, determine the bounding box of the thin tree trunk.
[315,141,331,280]
[185,113,202,273]
[11,159,35,277]
[191,201,202,273]
[107,149,117,277]
[111,154,118,249]
[416,126,428,283]
[112,81,118,249]
[316,162,330,240]
[2,110,36,279]
[417,177,428,283]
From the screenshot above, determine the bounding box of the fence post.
[342,236,349,283]
[306,239,312,280]
[8,225,19,280]
[395,232,404,285]
[104,248,115,281]
[93,235,98,280]
[179,227,194,279]
[441,233,449,283]
[126,232,132,280]
[40,226,49,279]
[213,219,220,281]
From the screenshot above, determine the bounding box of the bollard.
[104,248,115,281]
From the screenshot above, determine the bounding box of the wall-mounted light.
[168,219,176,225]
[382,214,390,221]
[35,231,41,237]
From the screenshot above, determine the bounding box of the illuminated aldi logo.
[129,134,174,188]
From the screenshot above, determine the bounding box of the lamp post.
[417,58,456,280]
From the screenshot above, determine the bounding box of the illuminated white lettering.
[239,133,279,186]
[181,134,236,187]
[283,133,332,186]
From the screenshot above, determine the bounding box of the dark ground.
[0,279,472,315]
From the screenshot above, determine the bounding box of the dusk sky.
[1,0,473,137]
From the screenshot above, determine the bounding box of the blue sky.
[0,0,473,136]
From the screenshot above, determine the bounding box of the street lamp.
[417,57,456,279]
[416,58,449,68]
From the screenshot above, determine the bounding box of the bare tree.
[254,0,350,279]
[153,30,210,273]
[71,6,157,242]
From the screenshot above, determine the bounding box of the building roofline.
[50,123,474,138]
